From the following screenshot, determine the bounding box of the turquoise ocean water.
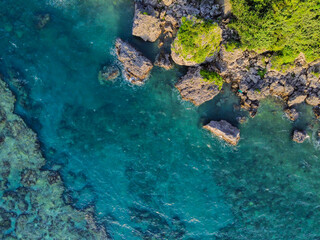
[2,0,320,239]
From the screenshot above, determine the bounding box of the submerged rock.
[154,51,173,70]
[284,108,299,121]
[292,130,308,143]
[115,38,153,85]
[175,67,221,106]
[204,120,240,145]
[0,78,107,239]
[36,13,50,29]
[98,65,120,84]
[132,3,162,42]
[313,106,320,119]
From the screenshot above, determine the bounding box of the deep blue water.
[2,0,320,239]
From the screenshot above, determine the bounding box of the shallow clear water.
[2,0,320,239]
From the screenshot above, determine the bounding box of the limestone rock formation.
[204,120,240,145]
[292,130,308,143]
[175,67,221,106]
[163,0,174,6]
[132,3,162,42]
[154,51,173,70]
[115,38,153,85]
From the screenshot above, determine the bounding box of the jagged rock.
[306,93,320,106]
[200,1,221,19]
[292,130,308,143]
[154,51,173,70]
[203,120,240,145]
[313,106,320,119]
[98,65,120,84]
[115,38,153,85]
[132,3,162,42]
[163,0,174,6]
[287,92,307,106]
[217,0,232,16]
[175,67,221,106]
[284,108,299,121]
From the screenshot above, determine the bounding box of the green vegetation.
[229,0,320,70]
[200,69,224,90]
[142,12,149,15]
[312,71,320,78]
[257,68,267,79]
[172,16,222,64]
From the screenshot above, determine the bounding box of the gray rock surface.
[203,120,240,145]
[115,38,153,85]
[132,3,162,42]
[154,51,173,70]
[292,130,308,143]
[175,67,221,106]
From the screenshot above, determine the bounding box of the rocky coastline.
[0,79,107,239]
[114,0,320,145]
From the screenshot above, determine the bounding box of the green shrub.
[200,69,224,90]
[172,16,222,64]
[257,68,267,79]
[229,0,320,70]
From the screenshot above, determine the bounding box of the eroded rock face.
[154,51,173,70]
[132,3,162,42]
[292,130,308,143]
[162,0,174,6]
[204,120,240,145]
[115,38,153,85]
[217,46,320,117]
[175,67,221,106]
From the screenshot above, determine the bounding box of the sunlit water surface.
[1,0,320,239]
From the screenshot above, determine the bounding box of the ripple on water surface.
[1,0,320,239]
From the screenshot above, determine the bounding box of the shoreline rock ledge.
[176,67,221,106]
[204,120,240,145]
[115,38,153,85]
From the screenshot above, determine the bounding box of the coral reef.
[0,79,107,239]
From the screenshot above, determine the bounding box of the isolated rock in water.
[154,51,173,70]
[292,130,308,143]
[284,108,299,121]
[132,4,161,42]
[236,116,247,124]
[36,13,50,29]
[313,106,320,119]
[98,65,120,84]
[176,67,220,106]
[204,120,240,145]
[115,38,153,85]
